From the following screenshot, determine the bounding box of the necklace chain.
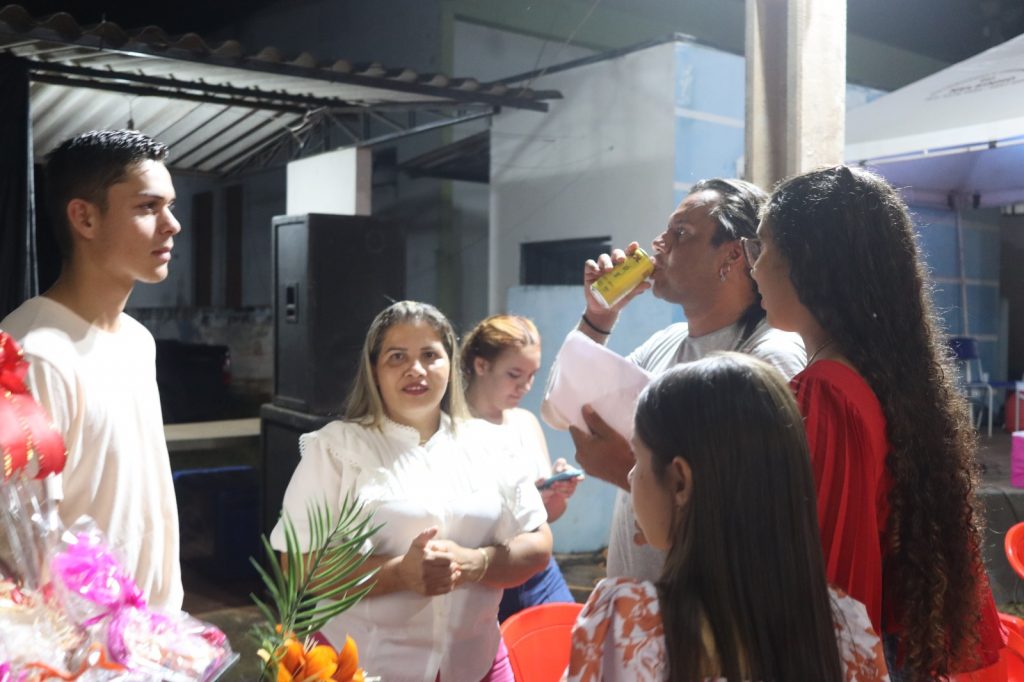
[807,338,835,365]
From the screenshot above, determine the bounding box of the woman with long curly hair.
[746,165,1003,679]
[568,354,888,681]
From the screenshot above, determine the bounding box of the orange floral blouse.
[568,577,889,682]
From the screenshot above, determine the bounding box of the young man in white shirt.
[1,130,184,610]
[550,178,806,582]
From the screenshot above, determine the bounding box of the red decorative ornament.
[0,332,28,393]
[0,332,67,481]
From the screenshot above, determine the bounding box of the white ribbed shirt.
[271,415,547,682]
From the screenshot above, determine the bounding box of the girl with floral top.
[568,353,888,681]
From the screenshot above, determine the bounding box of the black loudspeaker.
[272,213,405,415]
[260,403,331,534]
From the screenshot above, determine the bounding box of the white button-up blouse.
[270,414,548,682]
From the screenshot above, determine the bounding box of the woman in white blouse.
[271,301,552,682]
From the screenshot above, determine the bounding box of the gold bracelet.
[476,547,490,582]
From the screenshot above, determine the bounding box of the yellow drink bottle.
[589,247,655,309]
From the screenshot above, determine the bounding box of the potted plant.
[250,498,380,682]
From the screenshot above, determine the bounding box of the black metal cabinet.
[265,213,404,535]
[259,403,332,535]
[272,213,405,415]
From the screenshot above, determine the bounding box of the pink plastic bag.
[1011,432,1024,488]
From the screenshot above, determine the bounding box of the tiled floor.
[976,431,1024,605]
[182,565,264,681]
[978,430,1017,487]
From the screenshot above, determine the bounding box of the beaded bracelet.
[581,314,612,335]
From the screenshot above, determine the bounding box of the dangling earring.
[719,266,729,282]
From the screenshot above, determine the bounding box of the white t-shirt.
[606,319,805,581]
[477,408,553,483]
[0,297,183,611]
[270,415,547,682]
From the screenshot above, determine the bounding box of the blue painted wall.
[672,43,746,203]
[507,285,680,553]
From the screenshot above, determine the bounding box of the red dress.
[793,360,1003,671]
[792,360,890,634]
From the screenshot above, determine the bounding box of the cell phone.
[537,467,585,490]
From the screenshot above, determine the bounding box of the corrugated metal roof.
[400,131,489,183]
[0,4,559,174]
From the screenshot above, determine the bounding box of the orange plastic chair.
[1007,523,1024,581]
[500,602,584,682]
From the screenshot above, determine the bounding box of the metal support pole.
[745,0,846,189]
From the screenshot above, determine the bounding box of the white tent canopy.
[845,32,1024,208]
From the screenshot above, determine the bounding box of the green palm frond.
[249,493,381,675]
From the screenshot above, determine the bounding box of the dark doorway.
[521,237,611,285]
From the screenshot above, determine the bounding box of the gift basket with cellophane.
[0,331,237,681]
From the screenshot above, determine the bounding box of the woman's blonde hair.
[459,314,540,384]
[344,300,469,427]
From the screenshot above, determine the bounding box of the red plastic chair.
[500,602,584,682]
[1006,522,1024,581]
[1003,613,1024,641]
[950,618,1024,682]
[1009,627,1024,666]
[951,656,1008,682]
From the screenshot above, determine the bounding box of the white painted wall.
[490,42,678,312]
[286,147,371,216]
[451,20,597,329]
[453,20,598,84]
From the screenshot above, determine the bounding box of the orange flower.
[276,638,306,674]
[303,645,339,680]
[270,634,366,682]
[333,636,360,681]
